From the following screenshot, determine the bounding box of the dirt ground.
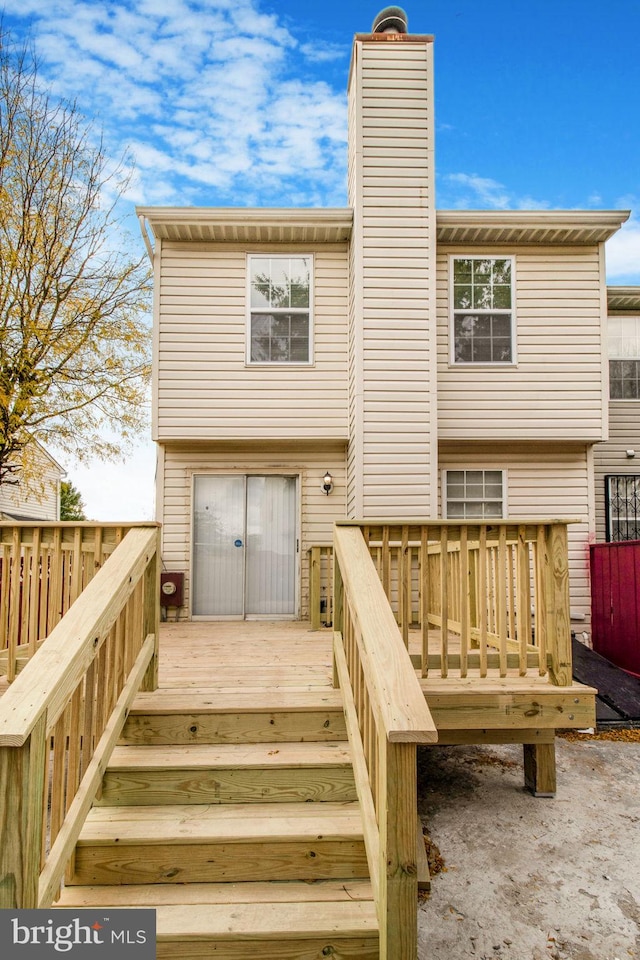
[417,738,640,960]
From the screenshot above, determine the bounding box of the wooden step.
[69,801,369,886]
[123,690,347,745]
[57,881,379,960]
[98,741,357,805]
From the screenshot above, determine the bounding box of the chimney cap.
[372,6,408,34]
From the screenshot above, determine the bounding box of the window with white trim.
[451,257,514,363]
[248,255,312,363]
[606,475,640,541]
[444,469,505,519]
[609,316,640,399]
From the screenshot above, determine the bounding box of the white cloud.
[606,215,640,282]
[4,0,348,208]
[442,173,551,211]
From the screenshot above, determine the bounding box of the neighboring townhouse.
[0,439,64,521]
[138,16,629,632]
[594,286,640,541]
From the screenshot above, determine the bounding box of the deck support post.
[0,712,47,908]
[379,740,419,960]
[523,741,557,797]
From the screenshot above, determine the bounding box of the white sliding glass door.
[192,475,297,618]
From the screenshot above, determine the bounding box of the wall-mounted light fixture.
[321,471,334,495]
[627,449,636,459]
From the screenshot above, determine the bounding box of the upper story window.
[443,469,505,519]
[609,316,640,399]
[248,255,312,364]
[451,257,514,364]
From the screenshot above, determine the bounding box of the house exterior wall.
[158,441,347,619]
[593,402,640,541]
[347,34,437,517]
[438,442,594,632]
[0,445,62,521]
[593,299,640,541]
[154,242,349,442]
[437,245,607,441]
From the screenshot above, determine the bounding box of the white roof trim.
[136,207,353,244]
[436,210,629,245]
[608,285,640,311]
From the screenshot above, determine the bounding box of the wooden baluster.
[420,527,429,677]
[400,526,410,648]
[382,526,391,601]
[70,527,83,606]
[0,543,10,659]
[28,527,42,661]
[460,526,469,678]
[440,526,448,678]
[479,527,488,678]
[497,527,508,677]
[49,527,63,633]
[535,524,548,675]
[517,525,530,676]
[8,527,22,683]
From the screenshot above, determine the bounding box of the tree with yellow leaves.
[0,33,151,486]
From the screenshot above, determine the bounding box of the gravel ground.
[417,738,640,960]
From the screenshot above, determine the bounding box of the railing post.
[545,523,572,686]
[379,739,418,960]
[0,712,47,908]
[141,528,161,693]
[310,546,321,631]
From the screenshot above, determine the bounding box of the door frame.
[189,470,301,620]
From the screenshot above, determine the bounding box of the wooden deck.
[155,620,336,692]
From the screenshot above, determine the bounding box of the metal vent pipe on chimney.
[372,6,408,34]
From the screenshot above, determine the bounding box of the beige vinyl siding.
[593,402,640,541]
[437,246,606,441]
[439,442,593,632]
[347,38,437,517]
[0,446,62,520]
[159,442,347,619]
[155,243,348,441]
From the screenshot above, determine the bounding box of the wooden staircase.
[57,688,380,959]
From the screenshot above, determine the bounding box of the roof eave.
[436,209,630,245]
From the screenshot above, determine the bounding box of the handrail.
[333,523,436,960]
[0,524,160,908]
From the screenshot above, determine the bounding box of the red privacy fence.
[590,540,640,678]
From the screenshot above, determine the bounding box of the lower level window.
[444,469,504,519]
[606,475,640,541]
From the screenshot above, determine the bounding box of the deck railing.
[0,524,160,908]
[0,523,143,682]
[332,523,437,960]
[314,521,574,685]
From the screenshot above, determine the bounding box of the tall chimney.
[346,10,437,517]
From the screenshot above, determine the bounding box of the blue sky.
[3,0,640,518]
